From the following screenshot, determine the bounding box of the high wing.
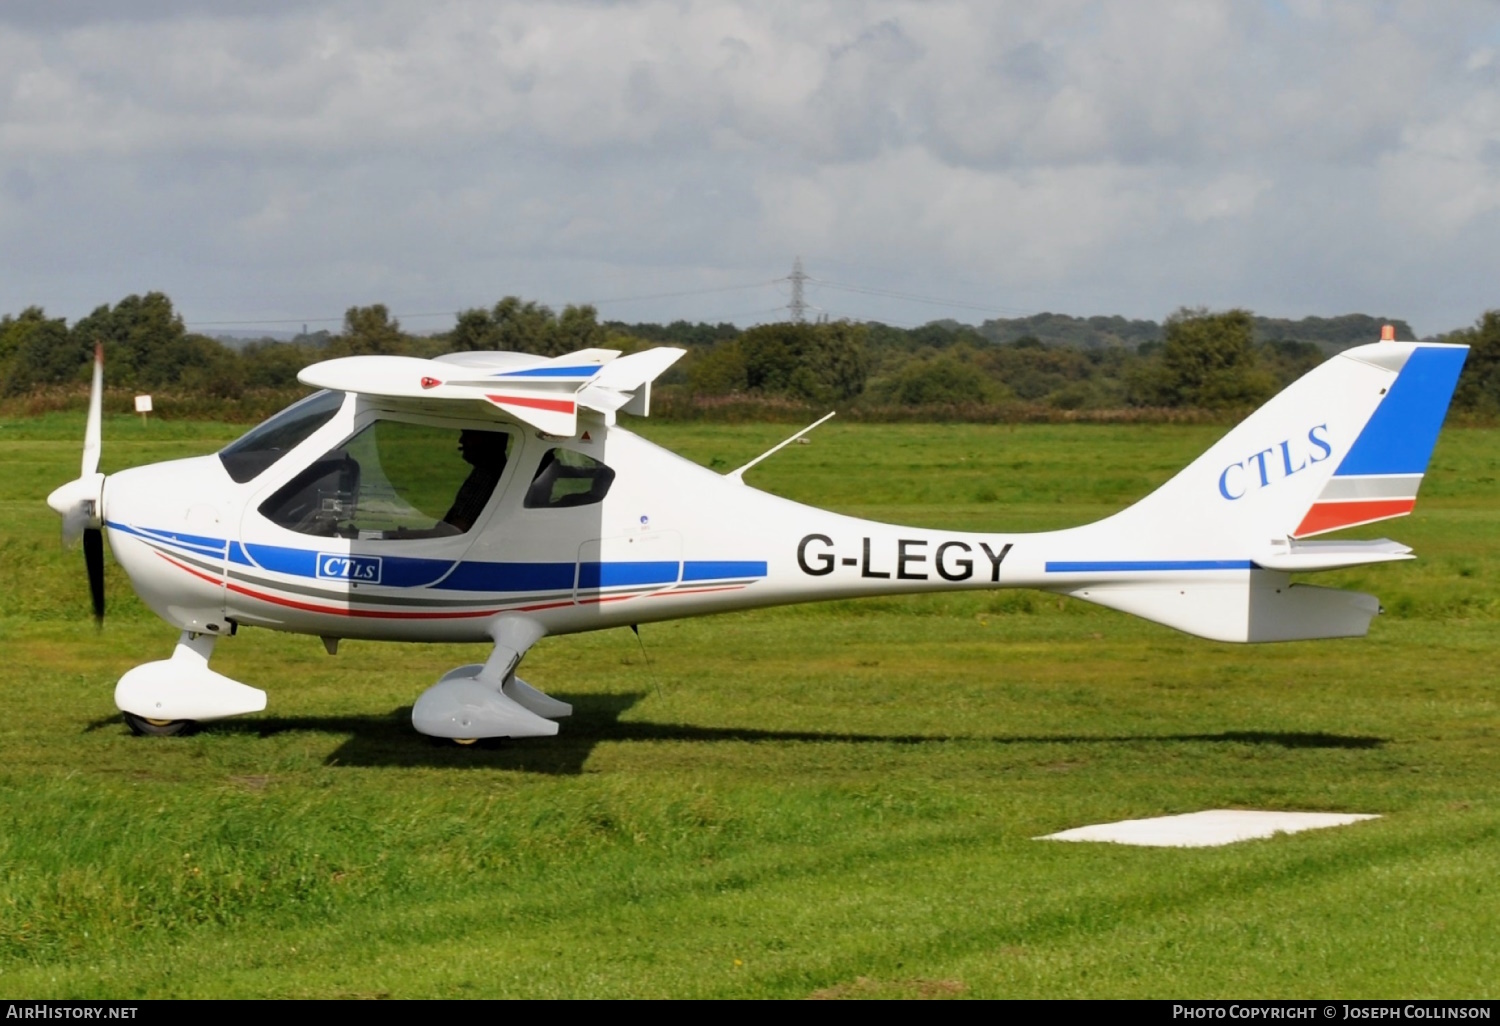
[297,346,687,435]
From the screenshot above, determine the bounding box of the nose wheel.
[122,711,194,737]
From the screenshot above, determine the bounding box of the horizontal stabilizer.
[1062,570,1380,642]
[1253,538,1413,572]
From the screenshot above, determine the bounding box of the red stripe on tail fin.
[1295,499,1415,537]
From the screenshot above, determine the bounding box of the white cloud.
[1180,173,1273,223]
[0,0,1497,334]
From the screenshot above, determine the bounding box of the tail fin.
[1094,340,1467,552]
[1047,339,1467,642]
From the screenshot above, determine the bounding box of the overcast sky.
[1,1,1497,337]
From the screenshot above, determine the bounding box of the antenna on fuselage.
[725,411,836,483]
[629,624,663,700]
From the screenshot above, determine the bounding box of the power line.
[186,310,459,328]
[587,280,776,307]
[182,265,1034,331]
[807,277,1031,317]
[730,304,801,321]
[186,281,780,330]
[188,315,343,327]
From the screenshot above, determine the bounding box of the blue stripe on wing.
[492,365,603,379]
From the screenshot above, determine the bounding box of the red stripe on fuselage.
[154,551,679,620]
[649,584,748,598]
[1294,499,1416,537]
[157,552,506,619]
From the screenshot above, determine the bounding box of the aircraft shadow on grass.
[82,691,1386,775]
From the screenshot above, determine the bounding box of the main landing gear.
[122,711,194,737]
[412,618,572,744]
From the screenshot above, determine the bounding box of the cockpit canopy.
[258,420,512,539]
[218,388,620,542]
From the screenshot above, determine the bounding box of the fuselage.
[102,391,1078,645]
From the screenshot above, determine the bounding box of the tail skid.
[1044,339,1466,642]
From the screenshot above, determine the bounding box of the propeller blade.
[82,342,103,478]
[83,526,105,624]
[47,343,108,622]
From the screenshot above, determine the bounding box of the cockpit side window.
[524,448,615,509]
[219,390,345,483]
[258,421,511,538]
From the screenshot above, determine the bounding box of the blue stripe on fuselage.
[578,561,679,589]
[243,543,318,578]
[242,542,452,587]
[434,560,577,593]
[1045,560,1254,572]
[683,560,768,581]
[107,521,225,559]
[134,525,227,552]
[117,523,767,593]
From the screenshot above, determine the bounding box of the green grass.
[1,415,1497,997]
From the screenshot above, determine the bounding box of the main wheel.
[123,711,194,737]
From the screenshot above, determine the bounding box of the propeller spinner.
[45,342,107,623]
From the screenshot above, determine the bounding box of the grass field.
[1,413,1497,998]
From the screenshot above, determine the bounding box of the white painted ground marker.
[1037,810,1379,848]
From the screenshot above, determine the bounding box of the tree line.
[3,292,1497,420]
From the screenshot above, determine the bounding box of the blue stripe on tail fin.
[1335,346,1467,477]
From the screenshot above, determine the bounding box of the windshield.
[258,421,512,539]
[218,390,345,483]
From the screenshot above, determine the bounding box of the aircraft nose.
[46,483,72,517]
[100,455,239,634]
[47,472,105,518]
[46,471,106,546]
[103,455,239,540]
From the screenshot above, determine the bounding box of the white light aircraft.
[46,329,1467,742]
